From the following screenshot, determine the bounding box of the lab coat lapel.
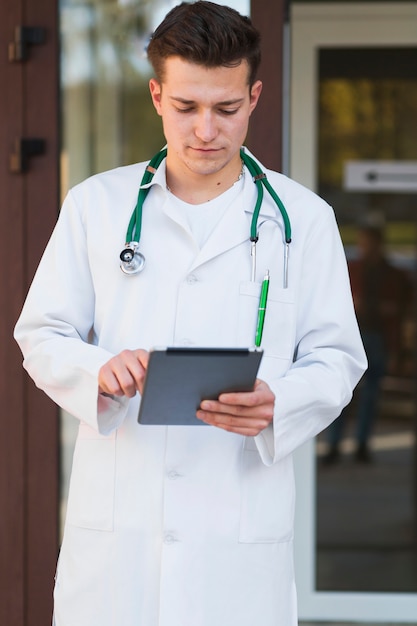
[188,194,249,271]
[188,169,277,272]
[145,161,195,240]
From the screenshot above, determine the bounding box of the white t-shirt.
[167,176,244,248]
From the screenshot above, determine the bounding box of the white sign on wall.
[344,161,417,192]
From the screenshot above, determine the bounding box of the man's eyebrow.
[170,96,245,106]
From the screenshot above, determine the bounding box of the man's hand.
[98,349,149,397]
[196,379,275,436]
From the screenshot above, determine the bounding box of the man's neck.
[166,157,244,205]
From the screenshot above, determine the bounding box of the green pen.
[255,270,270,347]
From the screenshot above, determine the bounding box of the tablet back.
[138,347,263,426]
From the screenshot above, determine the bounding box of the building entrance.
[290,3,417,622]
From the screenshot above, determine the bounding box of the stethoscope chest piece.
[120,242,145,275]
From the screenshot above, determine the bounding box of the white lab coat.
[14,149,366,626]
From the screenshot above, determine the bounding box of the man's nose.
[194,111,218,142]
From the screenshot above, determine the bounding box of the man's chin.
[184,152,229,176]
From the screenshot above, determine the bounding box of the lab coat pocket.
[238,281,296,359]
[66,423,116,531]
[239,440,295,543]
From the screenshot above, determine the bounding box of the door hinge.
[10,138,46,174]
[8,26,46,62]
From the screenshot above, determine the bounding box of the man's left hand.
[196,379,275,436]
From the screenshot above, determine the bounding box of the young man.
[14,2,366,625]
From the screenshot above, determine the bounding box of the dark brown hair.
[147,1,261,86]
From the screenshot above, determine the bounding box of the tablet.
[138,347,263,426]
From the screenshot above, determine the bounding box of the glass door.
[290,3,417,622]
[316,45,417,594]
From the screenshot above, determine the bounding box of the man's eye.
[219,109,239,116]
[176,107,193,113]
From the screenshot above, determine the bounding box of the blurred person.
[325,224,412,463]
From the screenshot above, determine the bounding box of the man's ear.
[249,80,263,115]
[149,78,163,115]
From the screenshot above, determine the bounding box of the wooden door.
[0,0,59,624]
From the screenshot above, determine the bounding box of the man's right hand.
[98,349,149,397]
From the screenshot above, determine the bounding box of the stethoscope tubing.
[120,148,292,288]
[239,150,291,245]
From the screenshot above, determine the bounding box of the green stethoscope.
[120,148,292,287]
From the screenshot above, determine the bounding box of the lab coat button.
[164,534,176,545]
[168,470,180,479]
[186,274,198,284]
